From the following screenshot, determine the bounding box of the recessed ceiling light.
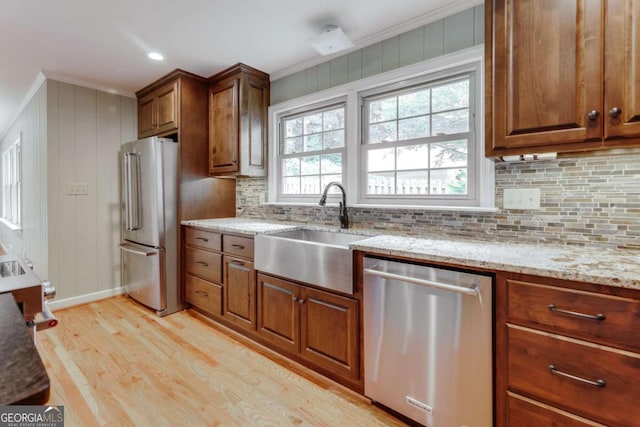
[147,52,164,61]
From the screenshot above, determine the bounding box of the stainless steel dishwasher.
[363,256,493,427]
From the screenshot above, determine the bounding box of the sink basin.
[254,229,369,294]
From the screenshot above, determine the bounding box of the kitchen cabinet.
[136,70,236,221]
[256,273,359,383]
[184,227,223,318]
[208,63,269,177]
[486,0,640,156]
[496,273,640,426]
[137,80,179,138]
[223,255,256,331]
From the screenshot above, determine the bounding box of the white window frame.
[268,46,495,211]
[276,99,347,202]
[2,133,22,229]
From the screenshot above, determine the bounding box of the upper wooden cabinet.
[208,63,269,177]
[486,0,640,156]
[137,80,179,138]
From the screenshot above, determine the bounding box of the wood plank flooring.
[38,296,406,427]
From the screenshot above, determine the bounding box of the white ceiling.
[0,0,478,138]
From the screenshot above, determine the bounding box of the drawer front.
[185,275,222,317]
[507,279,640,352]
[223,235,254,259]
[507,325,640,426]
[508,393,604,427]
[185,247,222,283]
[185,227,221,251]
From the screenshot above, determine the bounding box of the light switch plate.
[66,183,89,195]
[504,188,541,210]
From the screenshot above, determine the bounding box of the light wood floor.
[38,296,406,427]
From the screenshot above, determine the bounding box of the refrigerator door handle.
[124,152,142,231]
[119,244,158,257]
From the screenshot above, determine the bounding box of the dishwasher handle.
[363,268,479,297]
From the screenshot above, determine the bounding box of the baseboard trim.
[48,287,124,311]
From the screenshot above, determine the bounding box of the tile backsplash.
[236,153,640,249]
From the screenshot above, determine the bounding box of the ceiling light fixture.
[147,52,164,61]
[309,25,354,56]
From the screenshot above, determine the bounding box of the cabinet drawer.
[507,325,640,426]
[223,235,254,259]
[185,228,221,251]
[507,279,640,352]
[185,275,222,317]
[508,393,604,427]
[185,247,222,283]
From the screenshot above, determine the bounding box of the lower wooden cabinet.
[185,274,222,318]
[257,273,359,383]
[507,394,600,427]
[223,255,256,331]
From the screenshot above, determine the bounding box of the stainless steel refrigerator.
[119,136,182,316]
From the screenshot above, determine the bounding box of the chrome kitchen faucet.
[319,182,349,229]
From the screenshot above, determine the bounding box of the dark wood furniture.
[496,272,640,426]
[208,63,269,177]
[486,0,640,156]
[136,69,236,222]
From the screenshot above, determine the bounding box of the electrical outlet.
[504,188,541,210]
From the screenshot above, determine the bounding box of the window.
[361,75,474,204]
[279,103,346,199]
[2,134,21,228]
[269,46,492,209]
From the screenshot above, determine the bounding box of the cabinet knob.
[292,296,298,302]
[609,107,622,118]
[298,299,305,305]
[587,110,600,120]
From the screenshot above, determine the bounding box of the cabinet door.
[223,255,255,330]
[256,274,299,354]
[138,93,156,138]
[488,0,603,154]
[299,287,359,380]
[155,80,179,135]
[604,0,640,141]
[240,75,268,176]
[209,78,239,175]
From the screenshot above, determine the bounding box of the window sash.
[2,138,21,227]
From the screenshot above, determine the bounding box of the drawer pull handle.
[548,304,605,321]
[194,290,209,297]
[230,260,245,266]
[195,237,209,242]
[195,261,209,267]
[231,244,245,249]
[549,365,606,388]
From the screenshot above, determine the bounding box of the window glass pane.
[369,98,397,123]
[367,172,395,195]
[321,154,342,174]
[430,168,467,195]
[285,117,303,137]
[369,122,397,144]
[323,130,345,149]
[304,134,322,152]
[397,171,428,195]
[431,109,469,135]
[367,148,394,172]
[284,137,303,154]
[398,117,429,141]
[300,155,320,175]
[301,175,320,194]
[304,113,323,134]
[430,140,468,168]
[397,144,429,170]
[432,80,469,112]
[282,177,300,194]
[323,108,344,131]
[398,90,429,118]
[283,158,300,176]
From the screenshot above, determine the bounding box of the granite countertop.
[182,218,640,290]
[0,293,50,405]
